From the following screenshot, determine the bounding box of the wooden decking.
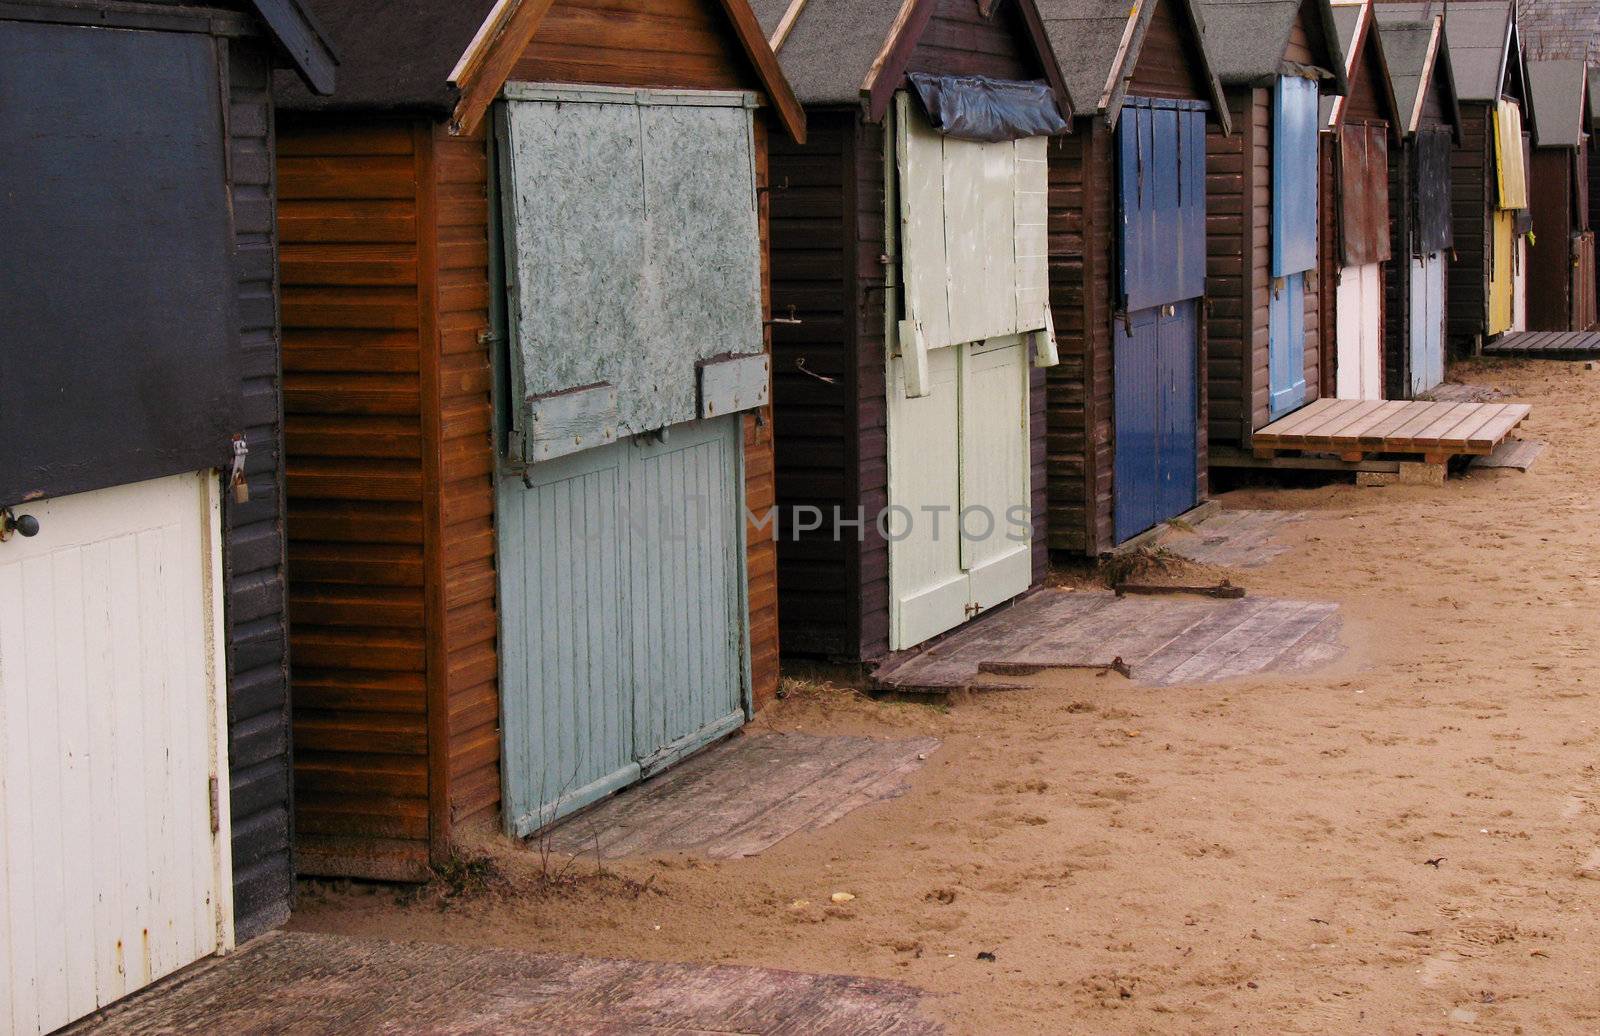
[1251,398,1531,464]
[1483,330,1600,357]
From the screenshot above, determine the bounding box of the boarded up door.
[1574,231,1597,329]
[1270,77,1319,417]
[1409,253,1447,395]
[1,472,232,1036]
[497,418,746,836]
[1114,302,1200,542]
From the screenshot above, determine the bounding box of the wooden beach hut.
[1421,0,1530,350]
[1370,8,1462,398]
[1195,0,1347,459]
[1524,58,1595,332]
[1593,76,1600,321]
[1036,0,1232,552]
[273,0,803,878]
[747,0,1070,663]
[1320,0,1403,401]
[0,1,334,1031]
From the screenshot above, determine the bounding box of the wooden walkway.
[1484,330,1600,357]
[1251,398,1531,464]
[545,733,939,860]
[873,590,1344,692]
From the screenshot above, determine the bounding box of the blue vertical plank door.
[1114,98,1206,542]
[1269,76,1318,419]
[497,416,747,837]
[1409,253,1446,395]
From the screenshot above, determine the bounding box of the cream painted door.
[887,336,1031,651]
[1512,235,1528,332]
[0,472,232,1036]
[1336,262,1384,399]
[960,335,1031,610]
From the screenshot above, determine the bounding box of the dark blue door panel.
[1158,301,1199,520]
[1269,273,1308,418]
[1115,302,1200,543]
[1120,98,1210,311]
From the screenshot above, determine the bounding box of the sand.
[292,357,1600,1034]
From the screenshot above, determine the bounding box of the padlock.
[229,436,250,504]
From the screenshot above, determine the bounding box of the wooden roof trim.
[1103,0,1232,136]
[1408,14,1441,135]
[447,0,807,142]
[714,0,808,142]
[249,0,338,94]
[769,0,809,50]
[449,0,557,136]
[863,0,1073,124]
[1328,1,1402,141]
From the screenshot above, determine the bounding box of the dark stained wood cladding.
[279,116,434,882]
[1127,0,1211,102]
[1340,29,1388,124]
[510,0,759,93]
[853,119,893,661]
[1383,131,1410,399]
[903,0,1042,82]
[747,116,781,710]
[1448,103,1494,350]
[223,38,295,943]
[1319,132,1340,399]
[770,110,855,659]
[1204,88,1258,445]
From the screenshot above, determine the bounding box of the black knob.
[14,513,39,537]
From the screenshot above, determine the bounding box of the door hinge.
[209,775,220,835]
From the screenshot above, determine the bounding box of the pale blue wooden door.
[1269,76,1317,419]
[1409,253,1446,395]
[1269,274,1307,417]
[498,417,747,836]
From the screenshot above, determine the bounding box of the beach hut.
[746,0,1069,662]
[1593,77,1600,319]
[0,1,333,1031]
[1036,0,1231,552]
[1320,1,1403,401]
[1195,0,1347,459]
[1371,8,1462,398]
[1423,0,1529,350]
[272,0,803,878]
[1524,59,1595,332]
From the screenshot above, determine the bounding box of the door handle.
[1,507,40,540]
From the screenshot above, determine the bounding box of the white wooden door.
[887,336,1031,651]
[960,335,1031,610]
[0,472,231,1036]
[1336,262,1384,399]
[1512,235,1528,332]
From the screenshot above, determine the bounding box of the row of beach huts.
[0,0,1591,1031]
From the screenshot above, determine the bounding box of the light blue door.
[1269,76,1317,419]
[1409,253,1446,395]
[497,416,747,837]
[1269,274,1308,417]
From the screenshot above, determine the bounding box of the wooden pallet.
[1483,330,1600,358]
[1251,398,1532,464]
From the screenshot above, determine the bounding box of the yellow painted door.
[1490,210,1515,335]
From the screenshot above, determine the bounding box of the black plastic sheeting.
[908,73,1068,143]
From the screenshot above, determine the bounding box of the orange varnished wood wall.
[512,0,756,92]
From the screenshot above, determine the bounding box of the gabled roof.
[1526,58,1590,147]
[274,0,804,142]
[250,0,338,95]
[1372,12,1462,138]
[1034,0,1230,132]
[1322,0,1402,134]
[751,0,1071,123]
[1195,0,1349,94]
[1429,0,1515,101]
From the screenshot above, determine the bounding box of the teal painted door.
[497,417,747,837]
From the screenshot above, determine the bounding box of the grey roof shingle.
[1196,0,1346,90]
[1526,58,1588,146]
[1035,0,1227,123]
[750,0,917,106]
[1434,0,1514,101]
